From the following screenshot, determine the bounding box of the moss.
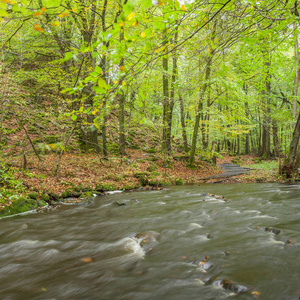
[144,148,156,154]
[81,191,94,198]
[41,194,50,201]
[98,183,118,191]
[151,171,160,176]
[122,184,137,190]
[136,158,146,163]
[148,157,159,162]
[37,200,48,207]
[134,171,150,178]
[146,164,158,172]
[28,192,39,200]
[73,185,92,193]
[175,177,184,185]
[0,197,39,217]
[148,173,170,187]
[61,190,72,198]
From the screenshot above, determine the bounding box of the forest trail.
[206,163,251,180]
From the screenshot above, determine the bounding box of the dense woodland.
[2,0,300,211]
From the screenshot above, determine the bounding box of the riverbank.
[0,151,283,217]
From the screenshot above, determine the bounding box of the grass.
[238,159,280,183]
[244,160,278,171]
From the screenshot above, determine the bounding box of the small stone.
[114,201,126,206]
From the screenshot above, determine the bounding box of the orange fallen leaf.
[252,291,261,296]
[81,257,94,263]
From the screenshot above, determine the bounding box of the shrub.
[175,177,184,185]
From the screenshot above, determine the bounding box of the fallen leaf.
[81,257,94,263]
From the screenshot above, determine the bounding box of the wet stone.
[264,227,281,235]
[114,201,127,206]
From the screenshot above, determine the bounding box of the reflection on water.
[0,183,300,299]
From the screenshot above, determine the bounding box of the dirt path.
[206,163,251,180]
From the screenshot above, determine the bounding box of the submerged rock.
[198,256,213,271]
[215,279,249,294]
[114,201,127,206]
[285,238,295,245]
[132,231,159,253]
[264,227,281,235]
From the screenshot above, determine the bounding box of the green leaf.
[98,78,109,90]
[123,2,134,15]
[12,4,20,12]
[0,9,8,17]
[141,0,152,9]
[64,52,73,61]
[95,66,102,74]
[71,115,77,121]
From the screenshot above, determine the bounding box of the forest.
[1,0,300,215]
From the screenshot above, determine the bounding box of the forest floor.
[0,145,284,217]
[9,150,281,196]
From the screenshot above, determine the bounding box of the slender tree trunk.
[162,31,170,153]
[188,55,212,166]
[118,90,126,156]
[179,93,188,152]
[293,3,300,119]
[166,28,178,154]
[261,47,271,158]
[101,55,108,157]
[118,30,126,156]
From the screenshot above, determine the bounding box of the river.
[0,183,299,299]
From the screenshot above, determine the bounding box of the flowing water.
[0,183,300,300]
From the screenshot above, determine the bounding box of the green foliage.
[197,149,223,162]
[97,183,118,191]
[0,164,25,206]
[175,177,184,185]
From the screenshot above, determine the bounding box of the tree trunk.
[292,3,300,119]
[162,31,170,154]
[179,93,188,152]
[166,27,178,154]
[118,30,126,156]
[281,110,300,177]
[261,47,271,158]
[188,55,212,166]
[101,55,108,157]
